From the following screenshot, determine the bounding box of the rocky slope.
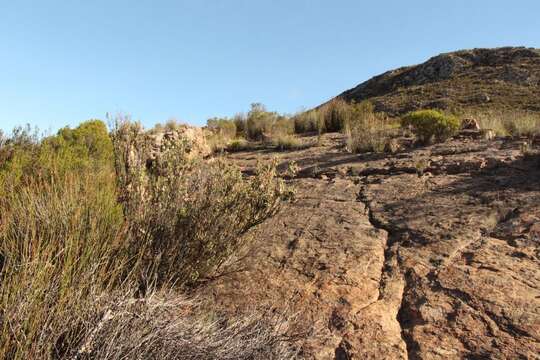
[202,132,540,359]
[333,47,540,115]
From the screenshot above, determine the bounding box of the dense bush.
[0,120,113,196]
[402,109,460,144]
[233,113,247,137]
[206,117,239,152]
[0,126,122,359]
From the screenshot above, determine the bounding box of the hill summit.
[334,47,540,115]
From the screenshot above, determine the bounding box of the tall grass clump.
[402,109,460,144]
[461,109,540,138]
[320,98,350,132]
[344,101,394,153]
[293,110,323,134]
[0,121,125,359]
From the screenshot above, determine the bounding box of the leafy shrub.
[0,120,113,196]
[344,101,393,153]
[402,109,460,144]
[112,121,290,286]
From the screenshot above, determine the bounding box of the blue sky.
[1,0,539,133]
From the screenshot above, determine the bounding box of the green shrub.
[402,109,460,144]
[0,120,113,196]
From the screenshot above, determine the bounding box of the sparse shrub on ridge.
[402,109,460,144]
[207,117,237,139]
[246,103,274,140]
[233,113,247,137]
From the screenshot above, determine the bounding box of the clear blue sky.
[1,0,539,133]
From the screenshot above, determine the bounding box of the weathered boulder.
[147,125,211,160]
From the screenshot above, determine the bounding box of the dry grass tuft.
[459,109,540,137]
[75,293,299,360]
[344,101,395,153]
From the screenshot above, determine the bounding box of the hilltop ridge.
[333,47,540,115]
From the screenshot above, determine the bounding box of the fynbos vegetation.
[0,119,295,359]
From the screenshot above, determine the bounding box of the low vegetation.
[402,109,460,144]
[343,100,395,153]
[0,119,295,359]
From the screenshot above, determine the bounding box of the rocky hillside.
[334,47,540,115]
